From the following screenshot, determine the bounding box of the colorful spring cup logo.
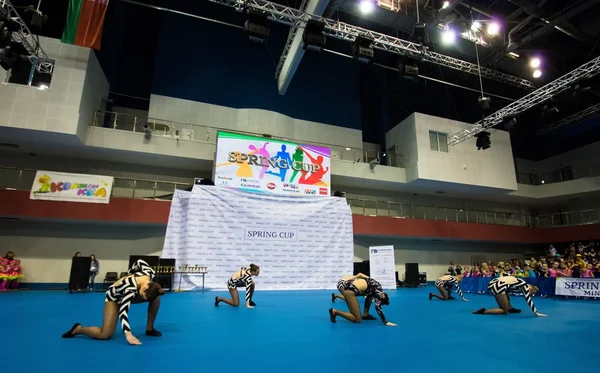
[33,174,109,198]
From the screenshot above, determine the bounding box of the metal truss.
[0,0,53,74]
[448,55,600,146]
[210,0,535,90]
[537,102,600,135]
[274,0,308,80]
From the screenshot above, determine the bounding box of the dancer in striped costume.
[329,274,396,326]
[429,275,468,301]
[473,276,547,316]
[61,260,164,345]
[215,264,260,308]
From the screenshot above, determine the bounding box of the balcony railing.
[92,110,403,167]
[2,166,600,228]
[516,164,600,186]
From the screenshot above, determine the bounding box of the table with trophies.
[153,265,208,292]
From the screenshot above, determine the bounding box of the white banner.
[369,245,396,290]
[162,186,354,290]
[29,171,114,204]
[556,277,600,298]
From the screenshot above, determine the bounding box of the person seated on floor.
[61,259,164,345]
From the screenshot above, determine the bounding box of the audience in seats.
[457,241,600,280]
[0,251,23,291]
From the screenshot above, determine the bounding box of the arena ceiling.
[16,0,600,161]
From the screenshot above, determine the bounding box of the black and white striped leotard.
[104,260,156,334]
[337,276,388,324]
[227,267,254,303]
[487,276,538,314]
[435,275,466,300]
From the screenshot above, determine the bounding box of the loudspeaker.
[68,257,91,291]
[405,263,419,286]
[157,258,175,289]
[354,261,370,276]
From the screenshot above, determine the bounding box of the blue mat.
[3,287,597,372]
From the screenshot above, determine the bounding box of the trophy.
[184,264,189,272]
[178,266,183,272]
[194,264,199,272]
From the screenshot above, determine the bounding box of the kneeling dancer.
[473,275,546,316]
[329,273,396,326]
[429,274,468,301]
[62,260,164,345]
[215,264,260,308]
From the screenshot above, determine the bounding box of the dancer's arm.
[373,295,395,326]
[118,289,142,344]
[452,279,468,301]
[521,285,546,316]
[244,278,254,308]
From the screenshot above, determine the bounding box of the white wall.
[354,237,529,280]
[148,94,363,150]
[0,221,166,284]
[0,37,106,136]
[387,113,518,191]
[386,114,418,181]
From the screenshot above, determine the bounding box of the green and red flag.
[61,0,110,50]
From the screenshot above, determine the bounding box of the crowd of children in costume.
[0,251,23,291]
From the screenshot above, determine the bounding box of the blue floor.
[3,287,597,372]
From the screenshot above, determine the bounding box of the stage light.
[487,22,500,35]
[530,57,541,68]
[441,1,450,9]
[508,52,520,58]
[474,132,491,150]
[352,35,375,63]
[398,57,419,81]
[359,0,375,14]
[38,84,48,90]
[244,10,270,44]
[471,21,481,32]
[533,69,542,78]
[302,19,326,52]
[441,28,456,45]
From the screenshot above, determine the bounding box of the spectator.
[88,254,100,291]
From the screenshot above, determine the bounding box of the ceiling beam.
[275,0,330,95]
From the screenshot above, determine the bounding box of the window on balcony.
[429,131,448,153]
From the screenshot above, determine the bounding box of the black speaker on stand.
[405,263,419,287]
[68,257,91,292]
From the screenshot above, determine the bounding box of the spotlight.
[412,23,429,45]
[487,22,500,36]
[244,10,270,44]
[142,123,152,140]
[478,96,491,110]
[441,28,456,45]
[302,20,326,52]
[533,69,542,78]
[359,0,375,14]
[352,35,374,63]
[474,132,491,150]
[530,57,541,68]
[471,21,482,32]
[398,57,419,81]
[441,1,450,9]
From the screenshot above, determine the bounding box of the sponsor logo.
[217,176,233,180]
[283,183,299,189]
[241,178,259,183]
[304,189,316,195]
[283,188,301,193]
[267,182,276,190]
[241,183,260,188]
[319,188,328,195]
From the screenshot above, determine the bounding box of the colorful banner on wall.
[556,277,600,298]
[162,186,354,290]
[29,171,114,204]
[214,131,331,196]
[369,245,396,290]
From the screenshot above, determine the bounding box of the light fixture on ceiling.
[441,27,456,45]
[533,69,542,78]
[359,0,375,14]
[471,21,481,32]
[508,52,520,58]
[530,57,541,68]
[441,1,450,9]
[487,21,500,36]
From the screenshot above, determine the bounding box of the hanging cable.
[415,0,420,23]
[470,6,485,99]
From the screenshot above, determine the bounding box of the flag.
[61,0,110,50]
